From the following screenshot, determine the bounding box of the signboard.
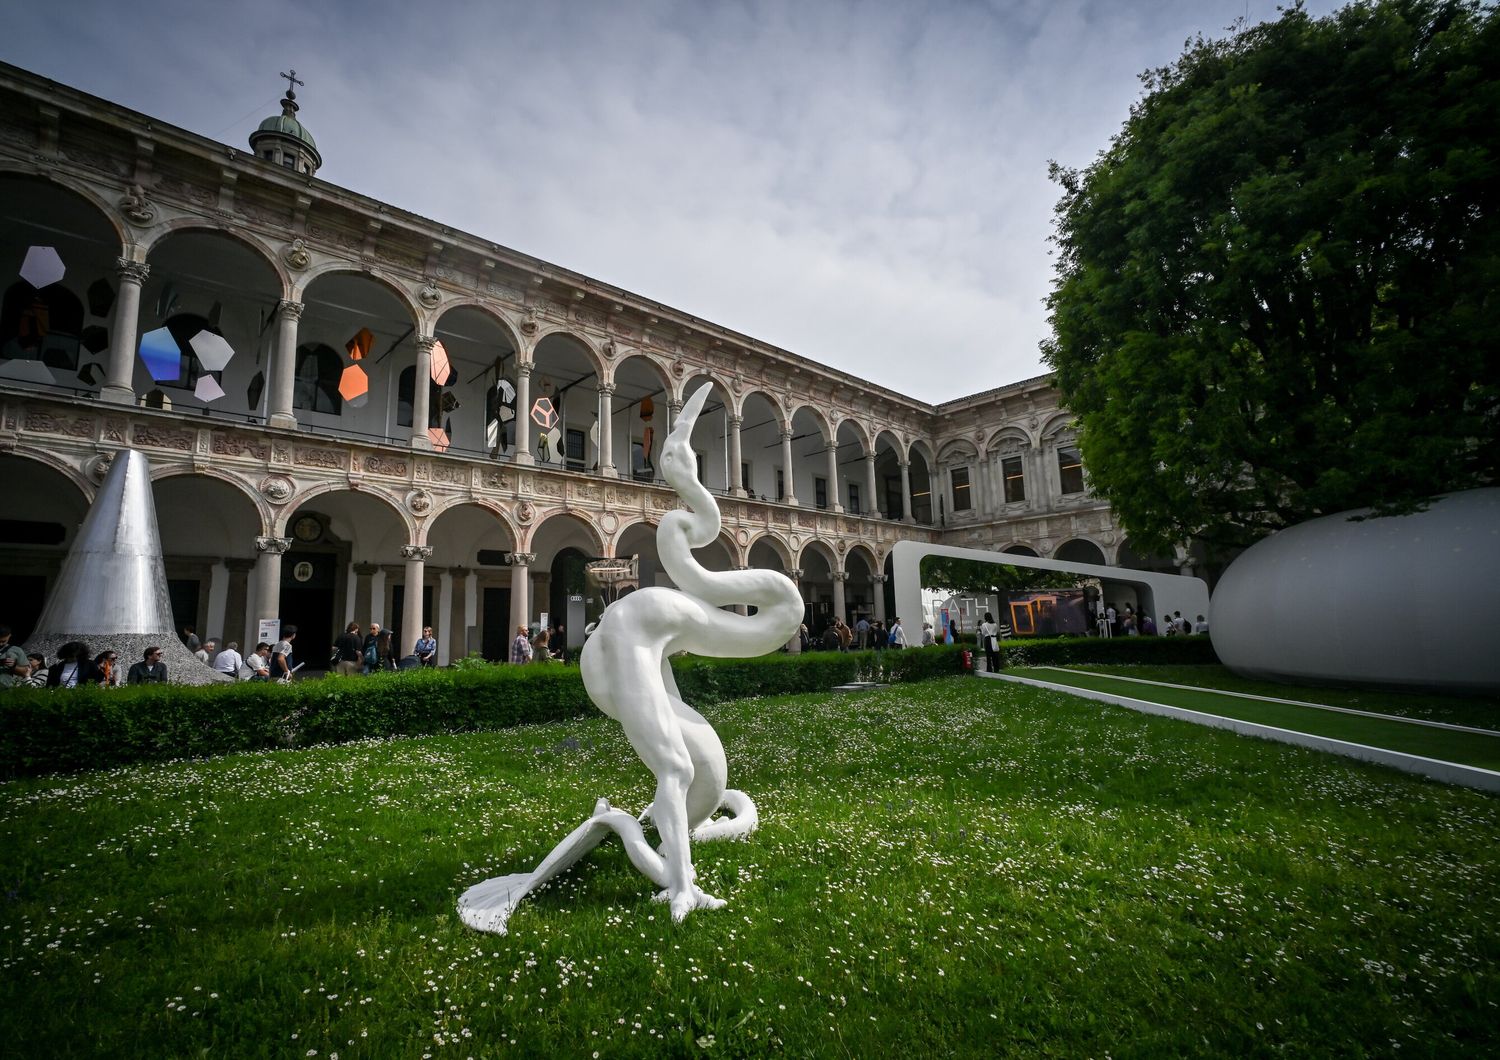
[257,619,281,646]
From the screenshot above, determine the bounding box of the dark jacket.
[127,661,168,685]
[333,631,362,662]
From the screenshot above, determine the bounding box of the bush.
[999,634,1218,667]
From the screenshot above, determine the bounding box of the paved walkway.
[981,666,1500,793]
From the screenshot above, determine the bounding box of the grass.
[2,676,1497,1057]
[1048,663,1500,729]
[1006,666,1500,770]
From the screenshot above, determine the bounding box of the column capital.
[352,561,380,576]
[510,551,536,567]
[115,258,149,285]
[401,544,434,561]
[277,299,305,321]
[790,568,804,581]
[728,415,742,428]
[781,428,794,441]
[898,459,910,470]
[517,360,534,378]
[831,570,849,581]
[255,536,292,554]
[870,573,887,584]
[415,334,438,352]
[669,399,683,413]
[597,381,616,396]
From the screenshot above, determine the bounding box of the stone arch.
[143,222,290,297]
[845,542,880,574]
[294,264,424,325]
[936,438,979,464]
[796,537,839,571]
[736,387,787,430]
[525,509,606,564]
[0,166,128,247]
[531,326,606,379]
[1055,538,1107,566]
[275,482,415,542]
[746,531,793,570]
[0,452,97,642]
[150,465,271,538]
[906,439,936,525]
[788,401,833,446]
[834,415,873,458]
[1003,543,1040,557]
[678,371,734,494]
[433,300,525,360]
[431,303,522,455]
[0,446,96,501]
[1040,411,1076,443]
[425,496,520,552]
[987,424,1033,452]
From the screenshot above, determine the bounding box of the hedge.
[0,636,1215,778]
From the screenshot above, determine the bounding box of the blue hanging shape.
[138,326,181,382]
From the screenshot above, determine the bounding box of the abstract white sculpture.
[459,383,804,933]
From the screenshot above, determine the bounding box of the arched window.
[396,365,442,428]
[293,343,343,414]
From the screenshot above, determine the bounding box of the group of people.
[1101,605,1208,638]
[329,621,440,675]
[786,616,909,654]
[0,627,170,688]
[510,623,569,664]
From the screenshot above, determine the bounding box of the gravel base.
[21,632,232,685]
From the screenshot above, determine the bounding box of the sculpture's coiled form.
[458,383,804,933]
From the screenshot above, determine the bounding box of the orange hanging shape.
[346,327,374,361]
[338,363,369,401]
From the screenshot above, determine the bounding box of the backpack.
[364,642,378,666]
[888,627,899,645]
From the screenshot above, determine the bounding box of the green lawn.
[1047,663,1500,729]
[3,677,1497,1056]
[1005,666,1500,771]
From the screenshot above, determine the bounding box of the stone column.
[399,544,432,657]
[781,429,798,506]
[436,568,454,666]
[509,552,534,641]
[352,562,379,623]
[597,382,617,477]
[223,557,255,649]
[253,536,291,626]
[832,570,848,623]
[732,565,750,616]
[513,362,533,465]
[865,453,878,516]
[411,337,435,450]
[102,257,148,405]
[267,300,304,430]
[825,443,844,512]
[729,416,745,496]
[872,573,887,622]
[447,566,468,663]
[899,460,914,524]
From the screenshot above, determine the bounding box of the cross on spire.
[280,69,304,98]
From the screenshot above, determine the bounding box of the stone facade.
[0,61,1140,665]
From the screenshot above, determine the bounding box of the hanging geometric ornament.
[189,329,235,372]
[19,246,65,288]
[429,339,452,386]
[428,425,450,452]
[194,375,226,403]
[77,362,106,387]
[87,278,115,318]
[531,396,558,430]
[81,326,109,354]
[138,326,181,381]
[246,371,265,409]
[338,363,369,402]
[346,327,374,361]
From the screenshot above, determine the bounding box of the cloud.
[0,0,1343,402]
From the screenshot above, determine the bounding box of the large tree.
[1043,0,1499,554]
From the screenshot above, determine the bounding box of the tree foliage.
[920,555,1084,596]
[1044,0,1499,553]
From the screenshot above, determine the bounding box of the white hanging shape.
[189,330,235,372]
[20,246,65,288]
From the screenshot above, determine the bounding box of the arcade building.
[0,62,1196,666]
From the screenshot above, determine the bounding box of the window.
[776,468,785,501]
[847,482,861,515]
[295,343,343,414]
[631,441,652,481]
[951,466,972,511]
[1058,446,1085,495]
[815,477,828,510]
[262,150,274,161]
[884,474,904,519]
[695,451,705,482]
[566,428,587,471]
[1003,455,1026,503]
[281,155,295,168]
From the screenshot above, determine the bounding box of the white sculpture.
[459,383,804,933]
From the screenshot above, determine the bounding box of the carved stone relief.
[259,475,294,504]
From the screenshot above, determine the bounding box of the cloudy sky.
[4,0,1338,403]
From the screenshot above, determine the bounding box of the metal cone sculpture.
[27,450,229,684]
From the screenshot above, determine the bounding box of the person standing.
[271,626,297,681]
[511,624,534,664]
[362,622,383,673]
[127,646,168,685]
[375,626,395,671]
[855,615,870,650]
[921,622,936,646]
[1194,614,1210,635]
[532,625,551,662]
[870,620,886,652]
[979,611,1002,673]
[889,617,908,649]
[333,623,363,676]
[213,641,243,678]
[415,626,438,668]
